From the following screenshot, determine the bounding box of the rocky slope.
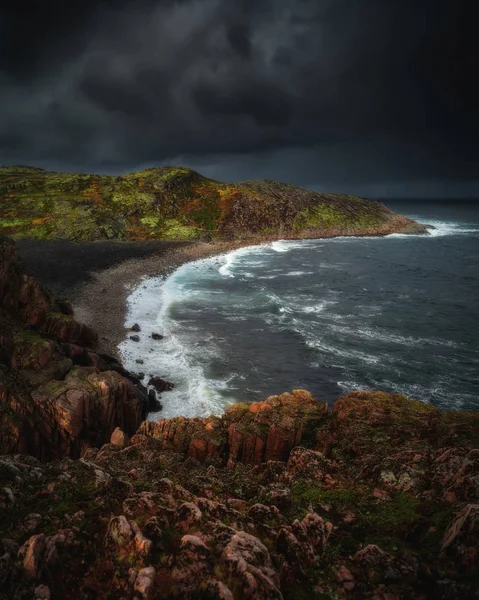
[0,238,148,460]
[0,165,427,242]
[1,390,478,599]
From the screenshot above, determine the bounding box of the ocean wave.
[328,324,459,348]
[284,270,314,276]
[306,338,381,365]
[388,218,479,238]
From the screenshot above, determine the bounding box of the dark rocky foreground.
[1,238,478,599]
[0,238,148,459]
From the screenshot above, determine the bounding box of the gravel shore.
[16,239,245,356]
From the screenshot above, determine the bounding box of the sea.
[118,201,479,419]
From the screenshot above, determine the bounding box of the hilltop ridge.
[0,165,426,242]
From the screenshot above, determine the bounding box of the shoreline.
[72,240,251,356]
[16,223,429,360]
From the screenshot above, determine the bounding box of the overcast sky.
[1,0,477,197]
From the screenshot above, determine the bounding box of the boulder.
[110,427,130,448]
[134,566,156,599]
[442,504,479,572]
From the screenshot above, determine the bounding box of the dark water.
[120,201,479,418]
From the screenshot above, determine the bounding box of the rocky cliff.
[0,165,427,242]
[0,238,147,460]
[1,389,478,599]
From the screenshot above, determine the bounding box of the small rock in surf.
[148,376,174,392]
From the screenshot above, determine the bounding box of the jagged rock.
[138,390,327,468]
[170,535,212,597]
[335,565,356,591]
[222,531,282,599]
[34,584,51,599]
[285,447,334,480]
[110,427,130,448]
[131,323,141,332]
[0,552,11,587]
[148,388,163,411]
[148,376,174,392]
[175,502,203,532]
[134,566,156,599]
[224,390,327,467]
[276,513,331,581]
[0,240,148,460]
[19,533,46,578]
[203,579,234,599]
[106,515,133,546]
[0,487,14,509]
[442,504,479,572]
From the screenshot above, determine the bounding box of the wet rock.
[148,389,163,411]
[151,333,163,340]
[148,376,174,392]
[130,335,140,342]
[131,323,141,332]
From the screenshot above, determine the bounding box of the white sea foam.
[301,300,337,314]
[387,218,479,239]
[271,240,290,252]
[306,338,381,365]
[118,220,477,418]
[119,265,236,419]
[218,243,270,277]
[328,324,459,348]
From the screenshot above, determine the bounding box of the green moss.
[0,164,422,241]
[161,219,203,240]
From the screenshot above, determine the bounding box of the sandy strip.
[71,241,246,356]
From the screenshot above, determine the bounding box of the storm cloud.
[0,0,477,196]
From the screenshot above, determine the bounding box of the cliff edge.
[0,238,147,460]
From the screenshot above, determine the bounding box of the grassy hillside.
[0,165,425,241]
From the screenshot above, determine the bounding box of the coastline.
[16,225,426,359]
[69,240,250,356]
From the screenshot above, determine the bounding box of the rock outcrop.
[137,389,327,467]
[0,238,147,459]
[1,390,478,599]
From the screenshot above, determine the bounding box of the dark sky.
[0,0,477,197]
